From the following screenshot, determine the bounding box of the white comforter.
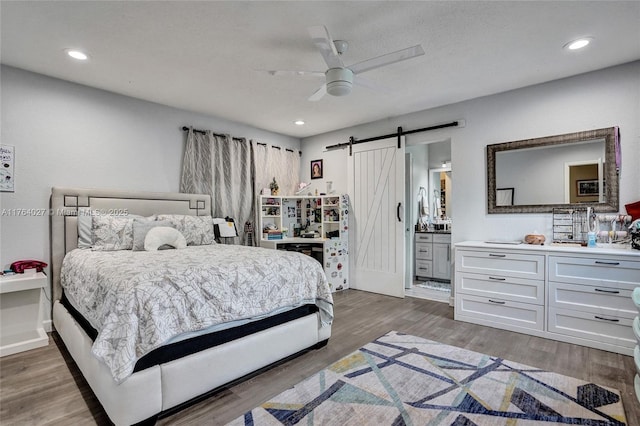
[61,245,333,383]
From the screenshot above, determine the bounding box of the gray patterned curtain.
[252,143,301,244]
[180,129,255,244]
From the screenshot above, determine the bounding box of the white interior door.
[348,137,405,297]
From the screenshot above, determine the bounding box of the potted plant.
[270,178,279,195]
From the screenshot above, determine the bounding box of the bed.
[50,187,333,425]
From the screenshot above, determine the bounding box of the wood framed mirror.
[487,127,619,213]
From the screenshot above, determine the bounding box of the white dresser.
[455,241,640,355]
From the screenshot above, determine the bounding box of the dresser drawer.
[457,272,544,305]
[415,260,433,278]
[432,233,451,244]
[549,256,640,288]
[455,293,544,331]
[415,233,433,243]
[456,250,545,280]
[415,242,432,260]
[549,281,637,319]
[548,307,635,349]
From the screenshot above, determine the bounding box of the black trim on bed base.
[61,292,320,372]
[132,338,330,426]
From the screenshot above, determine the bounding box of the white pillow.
[132,219,174,251]
[144,227,187,251]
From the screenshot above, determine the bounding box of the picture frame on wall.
[0,144,15,192]
[496,187,514,206]
[577,179,599,196]
[311,159,323,179]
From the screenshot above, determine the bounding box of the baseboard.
[43,319,53,333]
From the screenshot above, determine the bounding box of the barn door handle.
[397,203,402,222]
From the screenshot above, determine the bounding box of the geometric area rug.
[228,331,627,425]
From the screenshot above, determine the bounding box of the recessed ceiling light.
[294,120,305,126]
[66,49,89,61]
[564,38,592,51]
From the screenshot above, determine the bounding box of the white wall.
[0,65,300,322]
[300,61,640,247]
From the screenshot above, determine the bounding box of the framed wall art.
[0,144,15,192]
[311,159,323,179]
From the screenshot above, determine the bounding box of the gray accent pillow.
[77,207,93,249]
[132,219,174,251]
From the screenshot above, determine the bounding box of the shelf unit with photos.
[259,194,349,292]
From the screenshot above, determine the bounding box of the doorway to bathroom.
[404,139,453,303]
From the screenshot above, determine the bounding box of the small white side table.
[0,272,49,356]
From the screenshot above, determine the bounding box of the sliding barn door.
[348,137,405,297]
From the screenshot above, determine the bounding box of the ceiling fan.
[267,25,425,101]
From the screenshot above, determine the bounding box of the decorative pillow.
[91,215,135,251]
[78,208,155,249]
[132,219,174,251]
[156,214,215,246]
[144,227,187,251]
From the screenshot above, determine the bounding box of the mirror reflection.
[487,127,618,213]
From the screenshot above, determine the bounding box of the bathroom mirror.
[487,127,619,213]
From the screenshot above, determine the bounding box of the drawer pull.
[488,299,506,304]
[488,276,506,281]
[594,316,619,322]
[489,254,506,258]
[594,260,620,266]
[594,288,620,294]
[418,267,428,270]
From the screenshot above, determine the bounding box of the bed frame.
[50,187,331,425]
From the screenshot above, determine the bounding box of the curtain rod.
[182,126,301,156]
[181,126,244,142]
[325,120,460,152]
[255,142,301,156]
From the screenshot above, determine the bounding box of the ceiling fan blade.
[259,69,325,78]
[308,84,327,102]
[353,75,393,95]
[349,45,425,75]
[308,25,344,69]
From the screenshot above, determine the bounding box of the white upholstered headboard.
[49,187,211,303]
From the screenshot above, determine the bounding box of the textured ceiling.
[2,1,639,138]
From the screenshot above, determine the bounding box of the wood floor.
[1,289,638,425]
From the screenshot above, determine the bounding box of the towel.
[420,195,429,216]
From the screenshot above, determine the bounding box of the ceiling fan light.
[325,68,353,97]
[327,81,352,96]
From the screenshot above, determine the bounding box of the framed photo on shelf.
[311,159,323,179]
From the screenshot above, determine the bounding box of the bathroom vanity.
[455,241,640,355]
[415,231,451,281]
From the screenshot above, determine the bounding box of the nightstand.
[0,272,49,356]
